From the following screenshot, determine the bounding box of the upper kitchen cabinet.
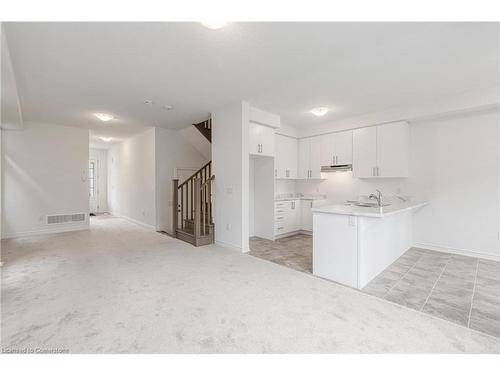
[320,130,353,166]
[298,136,322,179]
[353,121,409,178]
[275,134,298,179]
[248,106,280,157]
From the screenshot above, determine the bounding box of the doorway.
[89,148,108,215]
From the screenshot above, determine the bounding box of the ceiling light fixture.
[163,105,173,111]
[200,21,228,30]
[310,107,329,117]
[99,137,112,142]
[94,113,114,122]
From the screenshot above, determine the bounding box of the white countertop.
[312,201,427,218]
[275,195,326,202]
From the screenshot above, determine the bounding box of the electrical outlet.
[226,187,233,195]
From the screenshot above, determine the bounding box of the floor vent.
[47,213,86,225]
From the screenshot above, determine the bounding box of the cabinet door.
[259,124,275,157]
[376,122,409,177]
[248,122,260,155]
[334,130,353,165]
[353,126,377,178]
[288,200,301,232]
[286,137,298,179]
[298,138,310,179]
[301,200,313,231]
[320,133,335,166]
[274,134,286,178]
[309,137,322,178]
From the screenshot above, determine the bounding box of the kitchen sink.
[353,202,391,208]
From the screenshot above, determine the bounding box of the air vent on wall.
[47,213,86,225]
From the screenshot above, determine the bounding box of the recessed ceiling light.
[144,100,154,106]
[310,107,329,117]
[99,137,112,142]
[94,113,114,122]
[163,105,173,111]
[200,21,228,30]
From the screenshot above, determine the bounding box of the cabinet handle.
[310,201,313,208]
[261,144,263,153]
[336,155,338,164]
[333,156,335,165]
[377,167,380,176]
[372,167,375,176]
[275,169,277,177]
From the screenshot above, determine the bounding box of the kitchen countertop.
[275,195,326,202]
[312,201,427,218]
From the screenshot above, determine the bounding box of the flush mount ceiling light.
[94,113,114,122]
[144,100,154,106]
[99,137,112,142]
[162,105,173,111]
[200,21,228,30]
[310,107,329,117]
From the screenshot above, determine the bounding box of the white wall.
[1,122,89,238]
[89,148,108,213]
[155,127,208,234]
[107,128,156,228]
[409,110,499,259]
[212,101,249,251]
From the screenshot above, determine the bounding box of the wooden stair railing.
[172,160,215,246]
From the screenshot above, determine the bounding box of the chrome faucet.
[369,189,383,207]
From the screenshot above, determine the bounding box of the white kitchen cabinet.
[353,126,377,178]
[298,137,322,179]
[249,122,275,157]
[376,122,409,178]
[353,121,409,178]
[285,200,301,232]
[275,134,297,179]
[300,200,314,231]
[320,130,353,166]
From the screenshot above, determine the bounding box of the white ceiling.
[4,22,499,139]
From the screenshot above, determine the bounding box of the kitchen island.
[312,201,427,289]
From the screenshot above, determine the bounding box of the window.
[89,161,95,197]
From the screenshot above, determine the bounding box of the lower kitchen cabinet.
[274,199,321,237]
[300,200,314,232]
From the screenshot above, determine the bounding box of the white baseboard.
[109,212,156,231]
[215,240,248,253]
[1,223,89,240]
[414,242,500,261]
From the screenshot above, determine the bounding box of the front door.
[89,159,99,214]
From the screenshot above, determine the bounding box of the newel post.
[172,179,179,237]
[194,178,201,244]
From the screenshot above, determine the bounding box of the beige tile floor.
[249,236,500,339]
[249,234,312,273]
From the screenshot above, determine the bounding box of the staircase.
[172,119,214,246]
[193,118,211,142]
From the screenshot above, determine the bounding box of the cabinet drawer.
[274,201,287,208]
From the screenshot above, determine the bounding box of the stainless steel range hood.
[321,164,352,172]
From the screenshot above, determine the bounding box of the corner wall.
[107,128,156,229]
[1,123,89,238]
[212,101,250,251]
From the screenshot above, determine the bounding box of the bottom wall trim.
[215,240,249,253]
[414,242,500,262]
[109,213,156,231]
[1,223,89,240]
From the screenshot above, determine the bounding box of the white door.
[320,133,335,166]
[309,137,322,178]
[376,122,409,177]
[353,126,377,178]
[89,159,99,214]
[275,134,286,178]
[335,130,353,165]
[298,138,310,179]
